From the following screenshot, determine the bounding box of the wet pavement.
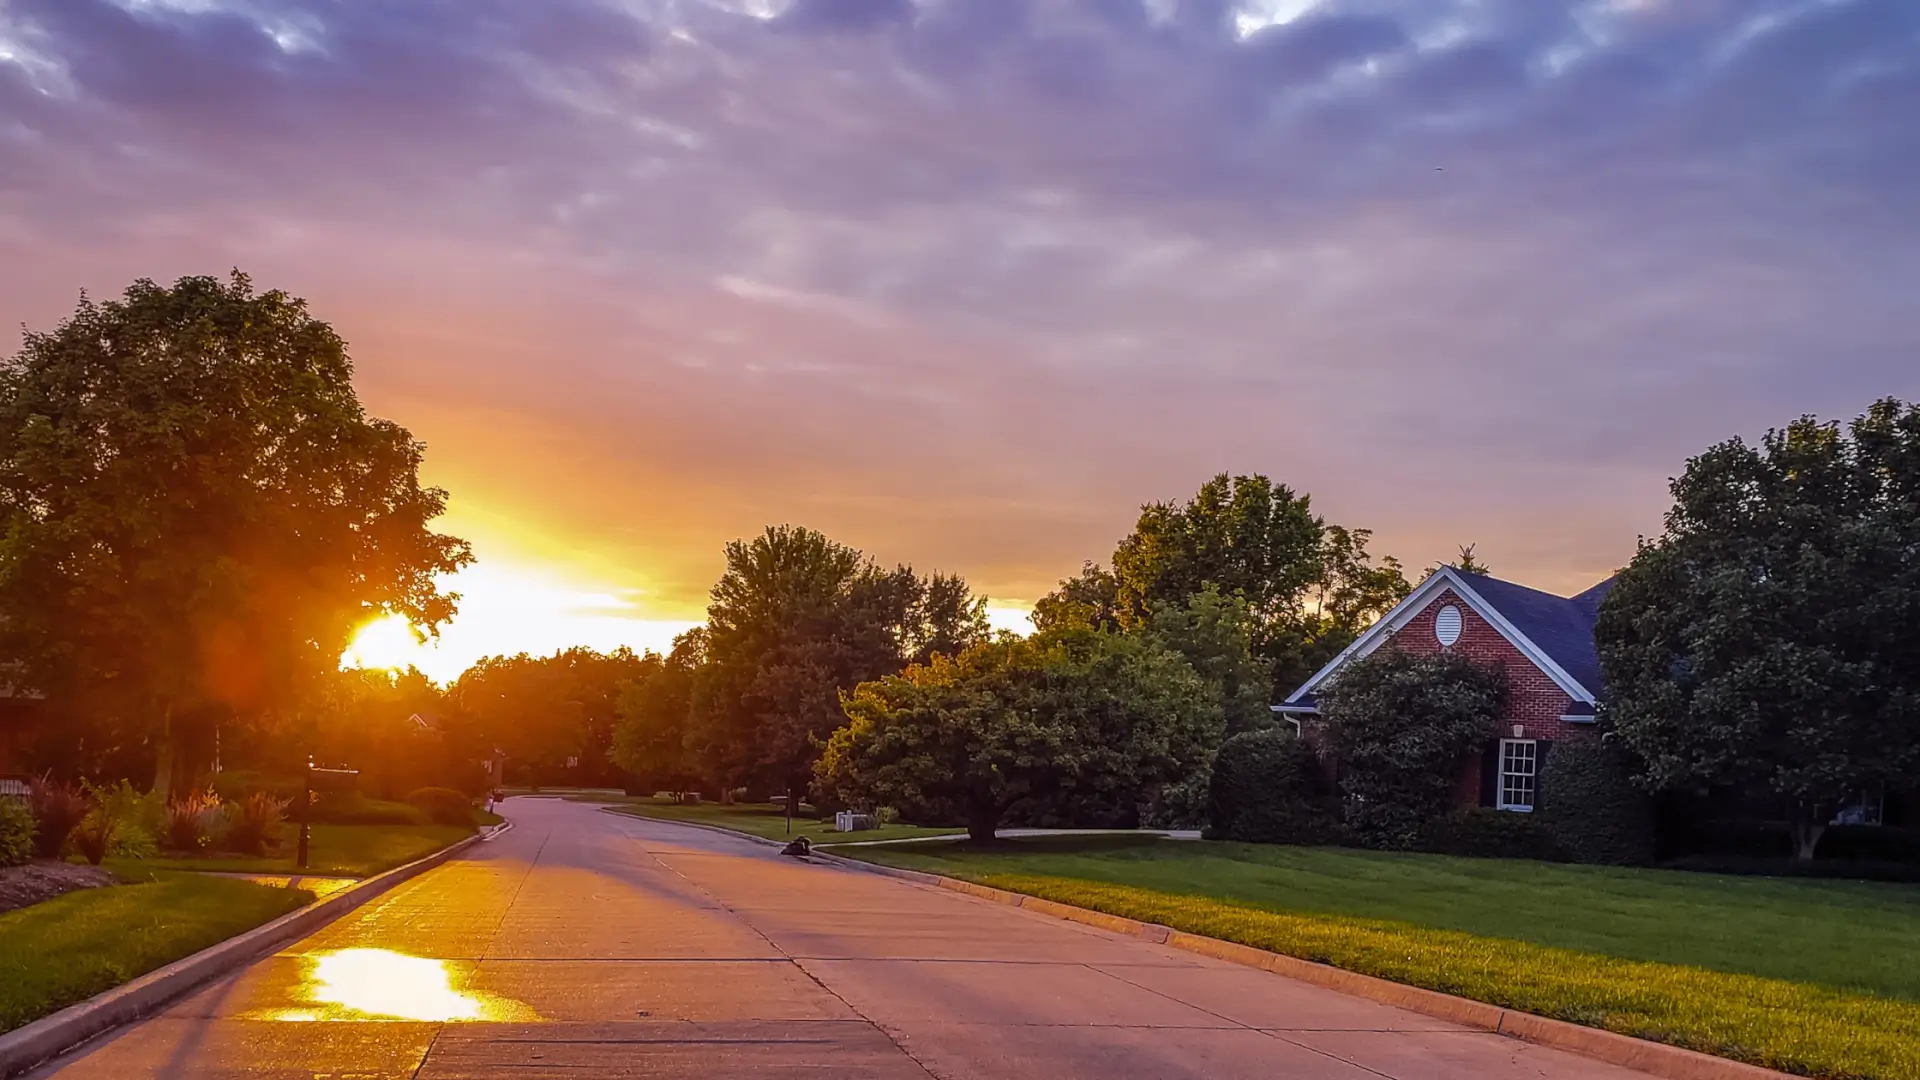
[29,798,1662,1079]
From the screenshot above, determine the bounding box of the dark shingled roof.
[1453,570,1617,698]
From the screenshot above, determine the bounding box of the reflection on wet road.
[29,797,1663,1080]
[244,949,536,1023]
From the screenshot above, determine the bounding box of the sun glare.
[341,613,424,672]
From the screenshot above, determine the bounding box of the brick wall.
[1386,588,1593,742]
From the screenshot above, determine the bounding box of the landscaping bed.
[847,836,1920,1080]
[0,861,115,915]
[114,823,474,878]
[0,869,311,1033]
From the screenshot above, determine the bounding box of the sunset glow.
[4,0,1910,682]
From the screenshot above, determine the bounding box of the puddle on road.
[248,949,536,1023]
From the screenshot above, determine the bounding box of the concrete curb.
[0,827,493,1079]
[812,852,1789,1080]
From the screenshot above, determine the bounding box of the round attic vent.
[1435,605,1463,647]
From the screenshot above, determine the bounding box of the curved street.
[32,798,1655,1079]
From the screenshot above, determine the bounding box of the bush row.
[1205,728,1658,865]
[0,778,476,869]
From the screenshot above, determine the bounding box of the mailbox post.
[297,756,360,871]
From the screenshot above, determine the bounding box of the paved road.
[34,798,1654,1079]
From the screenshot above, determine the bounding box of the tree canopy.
[453,646,655,787]
[1597,399,1920,861]
[624,525,994,798]
[1089,474,1409,700]
[0,273,470,795]
[817,621,1218,841]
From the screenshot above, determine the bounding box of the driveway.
[32,798,1656,1079]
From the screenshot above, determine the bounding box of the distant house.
[1275,566,1615,814]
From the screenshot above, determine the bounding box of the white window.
[1498,739,1537,812]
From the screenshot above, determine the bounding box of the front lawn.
[0,868,310,1033]
[597,798,962,846]
[111,823,472,878]
[849,837,1920,1079]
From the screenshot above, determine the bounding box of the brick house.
[1274,566,1615,814]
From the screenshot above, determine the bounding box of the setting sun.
[341,614,423,672]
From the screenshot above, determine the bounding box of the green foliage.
[692,525,991,796]
[818,623,1220,841]
[1113,474,1325,635]
[0,800,33,868]
[453,646,657,788]
[404,787,475,827]
[611,632,701,792]
[0,273,471,796]
[1413,808,1563,861]
[77,780,161,861]
[1536,737,1656,865]
[1106,475,1410,698]
[1204,728,1340,844]
[309,792,429,826]
[28,778,89,859]
[1320,648,1507,848]
[1030,562,1123,633]
[1145,586,1270,736]
[1598,398,1920,860]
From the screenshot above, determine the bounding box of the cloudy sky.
[3,0,1916,677]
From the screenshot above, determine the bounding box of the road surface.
[32,798,1656,1079]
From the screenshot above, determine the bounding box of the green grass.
[0,869,311,1033]
[113,823,472,878]
[595,798,962,846]
[850,838,1920,1079]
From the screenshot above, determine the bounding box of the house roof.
[1453,570,1615,698]
[1276,566,1618,713]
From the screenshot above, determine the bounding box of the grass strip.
[0,870,311,1033]
[115,823,472,878]
[599,800,962,846]
[920,869,1918,1080]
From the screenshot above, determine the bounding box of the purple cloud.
[1,0,1916,608]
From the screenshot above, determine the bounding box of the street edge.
[813,851,1792,1080]
[0,823,501,1079]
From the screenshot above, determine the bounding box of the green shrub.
[0,799,33,867]
[1535,736,1657,865]
[404,787,475,827]
[1415,807,1565,860]
[309,792,429,826]
[1204,729,1341,844]
[28,779,90,859]
[1319,648,1507,848]
[79,780,161,860]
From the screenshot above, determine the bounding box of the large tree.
[610,630,703,794]
[1108,475,1409,697]
[0,273,470,796]
[817,622,1218,841]
[1598,399,1920,861]
[692,525,989,798]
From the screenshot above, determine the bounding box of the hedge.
[1535,735,1657,865]
[1204,728,1341,844]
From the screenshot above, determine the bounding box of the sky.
[2,0,1916,681]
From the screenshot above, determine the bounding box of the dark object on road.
[782,836,813,859]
